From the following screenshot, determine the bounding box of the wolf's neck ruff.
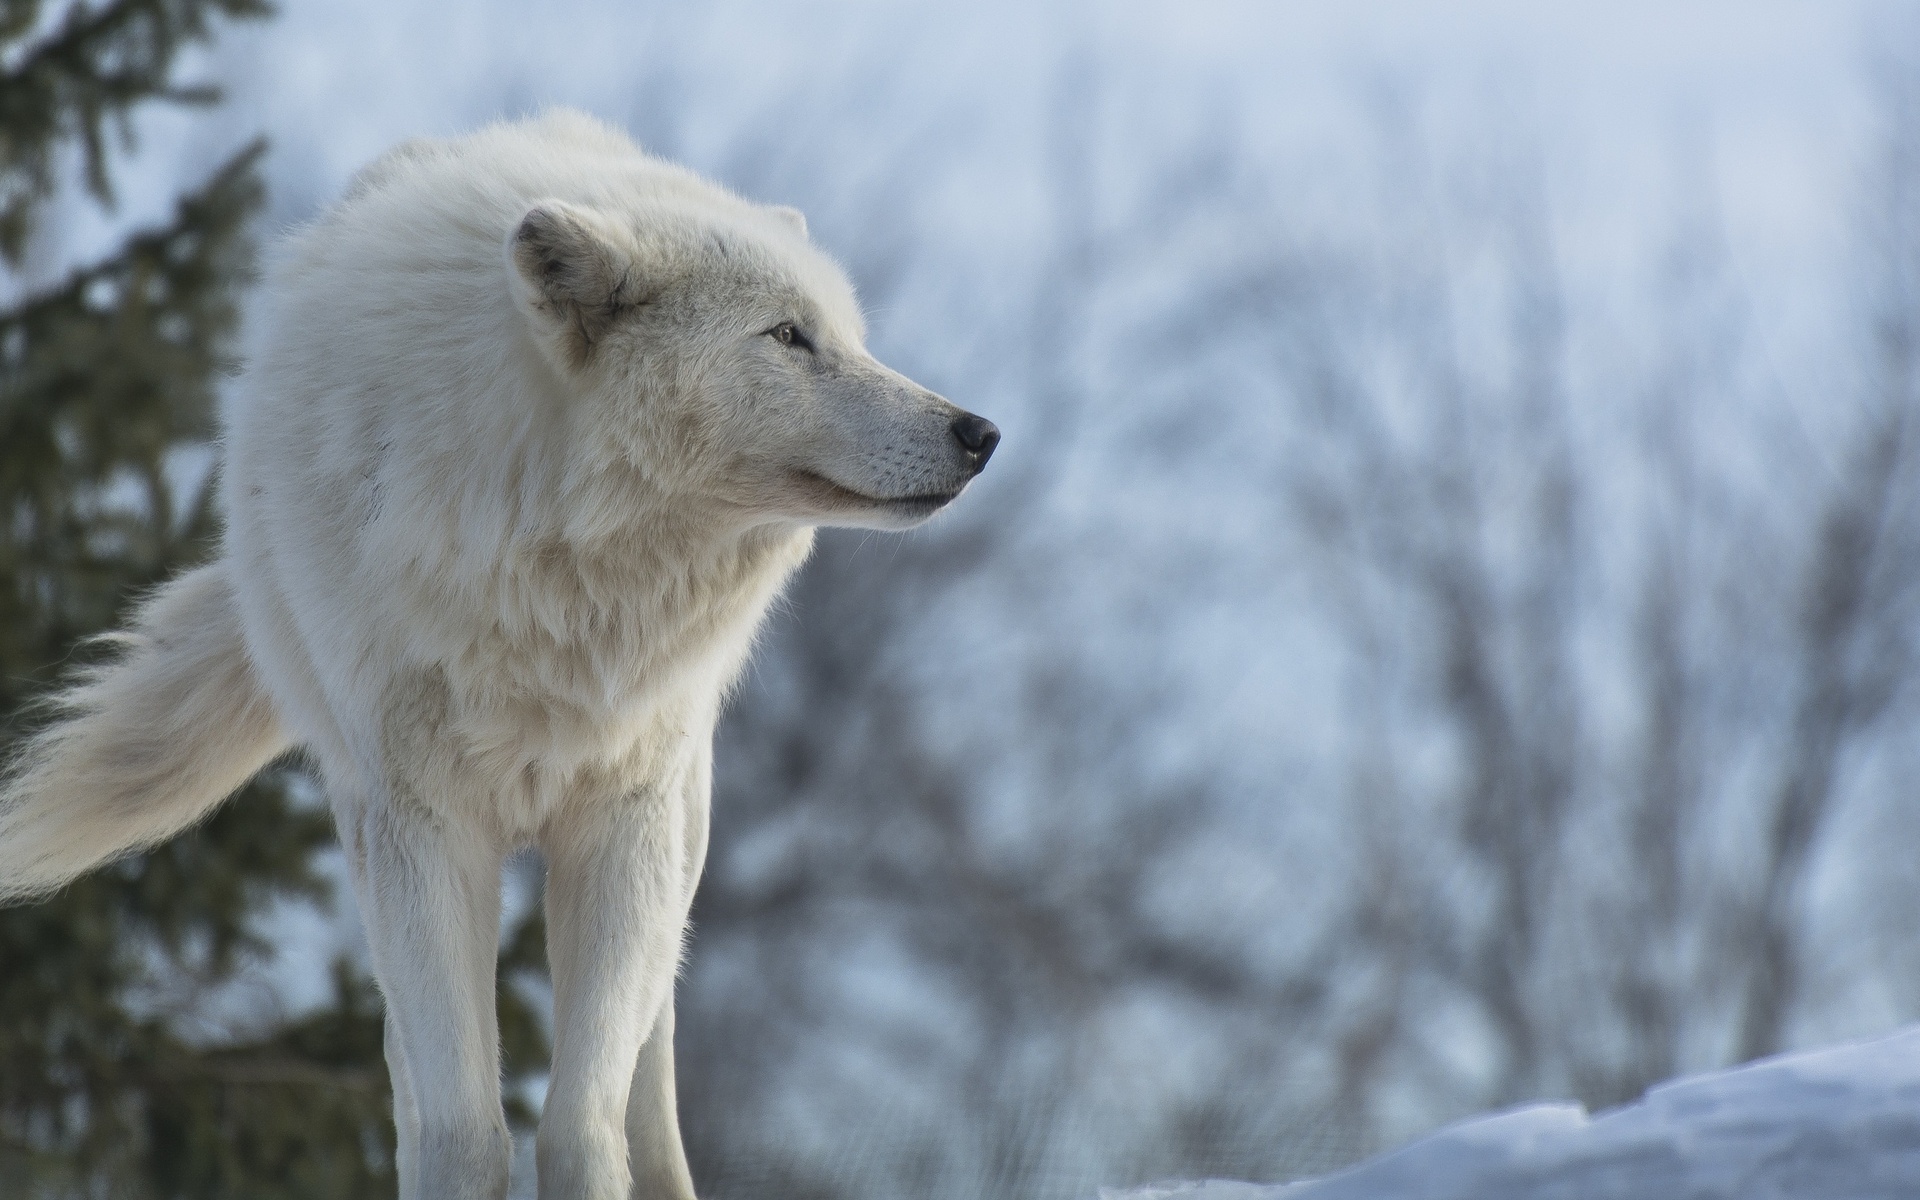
[408,517,816,815]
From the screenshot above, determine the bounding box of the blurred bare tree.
[1725,57,1920,1067]
[640,48,1920,1200]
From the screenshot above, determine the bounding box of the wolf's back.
[0,561,289,900]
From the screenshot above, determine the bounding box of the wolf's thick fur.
[0,111,996,1200]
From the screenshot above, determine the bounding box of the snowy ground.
[1109,1026,1920,1200]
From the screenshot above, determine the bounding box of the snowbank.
[1109,1026,1920,1200]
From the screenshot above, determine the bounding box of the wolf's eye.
[767,321,814,352]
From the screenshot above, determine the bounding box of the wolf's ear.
[506,200,644,370]
[767,205,807,239]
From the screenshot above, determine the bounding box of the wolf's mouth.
[791,470,961,513]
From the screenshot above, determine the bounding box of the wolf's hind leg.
[539,785,696,1200]
[386,1008,421,1198]
[342,792,509,1200]
[625,1000,698,1200]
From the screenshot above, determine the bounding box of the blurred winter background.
[25,0,1920,1196]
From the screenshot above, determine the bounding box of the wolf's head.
[504,193,996,532]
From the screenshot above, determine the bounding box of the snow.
[1107,1026,1920,1200]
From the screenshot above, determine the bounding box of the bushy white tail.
[0,561,289,901]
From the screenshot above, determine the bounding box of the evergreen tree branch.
[0,0,271,262]
[0,138,262,710]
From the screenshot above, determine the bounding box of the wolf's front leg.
[340,790,509,1200]
[540,783,698,1200]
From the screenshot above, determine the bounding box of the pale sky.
[83,0,1898,355]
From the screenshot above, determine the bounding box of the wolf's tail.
[0,561,290,901]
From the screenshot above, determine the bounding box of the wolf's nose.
[951,412,1000,467]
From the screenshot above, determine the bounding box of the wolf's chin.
[789,469,962,520]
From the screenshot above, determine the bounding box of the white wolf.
[0,110,997,1200]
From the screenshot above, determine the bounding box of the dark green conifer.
[0,4,548,1195]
